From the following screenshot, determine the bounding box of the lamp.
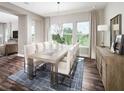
[97,25,108,47]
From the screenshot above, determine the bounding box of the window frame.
[62,23,73,45]
[76,21,90,47]
[31,21,35,43]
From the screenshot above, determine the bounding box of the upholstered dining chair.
[24,44,44,76]
[36,43,44,53]
[44,41,52,49]
[73,43,79,60]
[62,43,79,62]
[75,43,79,56]
[57,46,75,87]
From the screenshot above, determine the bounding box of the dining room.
[0,1,106,91]
[9,41,83,90]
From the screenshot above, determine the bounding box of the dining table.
[27,44,69,87]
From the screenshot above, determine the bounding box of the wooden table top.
[28,46,69,64]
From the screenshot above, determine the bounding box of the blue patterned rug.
[8,58,84,91]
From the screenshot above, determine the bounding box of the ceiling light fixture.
[56,2,63,36]
[50,2,62,37]
[57,2,60,4]
[57,2,60,16]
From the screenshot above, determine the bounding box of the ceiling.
[11,2,107,17]
[0,11,18,23]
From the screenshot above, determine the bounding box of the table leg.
[55,64,58,85]
[50,64,54,85]
[50,64,58,87]
[28,58,34,80]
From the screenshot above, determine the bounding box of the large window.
[50,22,89,46]
[50,24,59,35]
[77,22,90,47]
[63,23,73,45]
[50,24,63,43]
[50,23,73,45]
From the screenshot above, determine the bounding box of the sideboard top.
[96,46,124,63]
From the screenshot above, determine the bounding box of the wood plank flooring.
[83,58,104,90]
[0,55,104,91]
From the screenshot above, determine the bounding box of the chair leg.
[71,61,78,79]
[24,61,26,73]
[59,75,72,87]
[43,64,46,70]
[33,67,36,77]
[59,61,78,88]
[70,75,72,87]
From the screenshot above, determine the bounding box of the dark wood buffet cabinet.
[96,46,124,90]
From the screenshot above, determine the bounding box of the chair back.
[24,44,36,68]
[66,47,74,71]
[36,43,44,53]
[75,43,79,56]
[76,43,79,56]
[73,43,79,57]
[44,42,52,49]
[67,43,79,69]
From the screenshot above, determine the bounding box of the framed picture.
[110,14,122,47]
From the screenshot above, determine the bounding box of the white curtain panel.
[90,10,98,59]
[45,17,51,41]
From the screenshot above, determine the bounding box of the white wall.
[18,15,45,54]
[11,20,18,39]
[104,2,124,47]
[0,23,4,44]
[96,9,105,46]
[0,10,18,40]
[18,16,44,55]
[18,15,28,54]
[45,17,50,41]
[35,18,45,43]
[12,20,18,31]
[50,12,90,24]
[0,23,11,44]
[3,21,18,42]
[0,3,45,55]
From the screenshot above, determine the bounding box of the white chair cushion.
[24,44,44,72]
[58,61,70,75]
[24,44,36,65]
[58,47,74,75]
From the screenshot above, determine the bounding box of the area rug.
[8,58,84,91]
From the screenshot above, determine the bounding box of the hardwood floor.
[0,55,104,91]
[0,56,30,91]
[83,58,104,91]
